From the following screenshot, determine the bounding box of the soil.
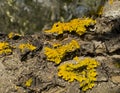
[0,1,120,93]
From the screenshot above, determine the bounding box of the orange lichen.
[44,40,80,64]
[58,57,99,91]
[45,18,96,36]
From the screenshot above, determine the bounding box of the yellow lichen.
[58,57,99,91]
[45,18,96,36]
[97,6,104,16]
[114,62,120,68]
[25,78,33,87]
[8,32,22,39]
[19,43,36,52]
[0,42,12,55]
[109,0,113,4]
[44,40,80,64]
[52,43,62,48]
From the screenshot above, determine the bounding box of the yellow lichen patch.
[52,43,62,48]
[8,32,22,39]
[109,0,113,4]
[114,62,120,68]
[0,42,12,55]
[97,6,104,16]
[19,43,36,52]
[44,40,80,64]
[45,18,96,36]
[25,78,33,87]
[58,57,99,91]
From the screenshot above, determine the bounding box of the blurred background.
[0,0,105,34]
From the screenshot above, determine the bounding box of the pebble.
[111,76,120,84]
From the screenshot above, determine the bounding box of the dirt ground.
[0,1,120,93]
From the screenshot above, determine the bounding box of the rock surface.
[0,0,120,93]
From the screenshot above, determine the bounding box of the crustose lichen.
[45,18,96,36]
[44,40,80,64]
[0,42,12,55]
[58,57,99,91]
[19,43,36,52]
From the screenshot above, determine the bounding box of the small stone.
[67,82,80,93]
[97,76,108,82]
[111,76,120,84]
[97,69,108,82]
[103,0,120,19]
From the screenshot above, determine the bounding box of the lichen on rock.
[19,43,36,52]
[0,42,12,55]
[45,18,96,36]
[44,40,80,64]
[58,57,99,91]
